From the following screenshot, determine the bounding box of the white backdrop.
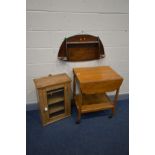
[26,0,129,104]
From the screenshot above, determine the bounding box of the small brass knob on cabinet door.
[44,107,48,112]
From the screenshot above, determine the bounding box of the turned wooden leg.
[109,88,120,119]
[73,74,76,102]
[109,108,115,118]
[112,107,115,115]
[76,110,81,124]
[76,92,82,124]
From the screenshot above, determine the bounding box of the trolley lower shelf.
[75,93,114,114]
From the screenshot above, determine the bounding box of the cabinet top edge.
[34,73,71,89]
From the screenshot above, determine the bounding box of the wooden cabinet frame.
[34,74,71,126]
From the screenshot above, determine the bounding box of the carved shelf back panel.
[58,34,105,61]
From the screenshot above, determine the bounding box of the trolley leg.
[76,110,81,124]
[109,108,115,118]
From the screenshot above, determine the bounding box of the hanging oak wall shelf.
[58,34,105,61]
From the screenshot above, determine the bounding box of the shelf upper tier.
[66,41,99,44]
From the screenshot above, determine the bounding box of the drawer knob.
[44,107,48,111]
